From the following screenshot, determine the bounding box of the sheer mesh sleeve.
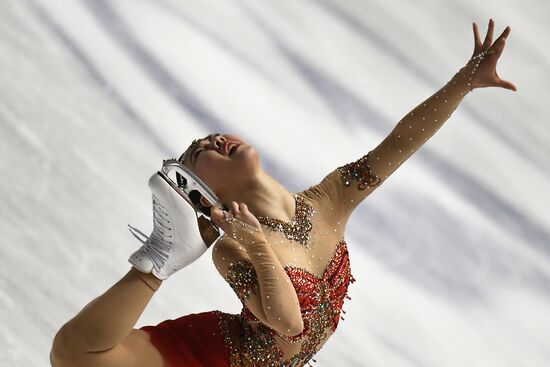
[303,57,485,222]
[212,221,304,337]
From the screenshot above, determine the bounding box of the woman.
[50,19,516,367]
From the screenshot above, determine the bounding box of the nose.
[212,135,226,153]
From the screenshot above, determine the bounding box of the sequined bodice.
[217,237,356,367]
[216,191,357,366]
[240,240,355,341]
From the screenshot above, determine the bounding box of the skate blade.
[158,159,223,248]
[160,159,224,211]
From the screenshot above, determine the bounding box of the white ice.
[1,0,549,366]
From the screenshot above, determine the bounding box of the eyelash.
[194,132,221,161]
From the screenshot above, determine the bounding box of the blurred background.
[1,0,549,366]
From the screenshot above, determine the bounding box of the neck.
[222,169,296,223]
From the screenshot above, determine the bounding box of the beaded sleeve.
[212,219,304,337]
[329,52,491,218]
[225,259,259,303]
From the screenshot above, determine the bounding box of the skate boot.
[128,161,224,280]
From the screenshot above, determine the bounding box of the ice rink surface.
[1,0,549,366]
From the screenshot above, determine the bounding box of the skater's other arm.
[299,67,473,226]
[212,234,304,337]
[306,20,516,223]
[333,63,473,218]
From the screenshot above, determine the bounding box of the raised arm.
[211,203,304,337]
[312,19,516,222]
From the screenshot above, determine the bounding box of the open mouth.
[228,143,239,155]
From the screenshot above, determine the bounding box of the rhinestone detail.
[220,240,356,366]
[256,193,315,248]
[336,151,382,190]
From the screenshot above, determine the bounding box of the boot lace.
[128,194,173,272]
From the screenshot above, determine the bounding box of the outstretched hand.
[470,18,517,91]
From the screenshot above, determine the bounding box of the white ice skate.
[128,159,224,280]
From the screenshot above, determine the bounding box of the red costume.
[140,238,355,367]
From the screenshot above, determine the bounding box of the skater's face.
[180,133,258,195]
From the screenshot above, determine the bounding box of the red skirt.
[139,310,231,367]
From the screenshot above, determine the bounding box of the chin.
[231,145,260,174]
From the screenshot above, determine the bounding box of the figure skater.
[50,19,516,367]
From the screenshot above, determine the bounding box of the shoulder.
[211,234,250,270]
[211,235,259,302]
[297,169,346,224]
[212,234,237,259]
[298,169,343,207]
